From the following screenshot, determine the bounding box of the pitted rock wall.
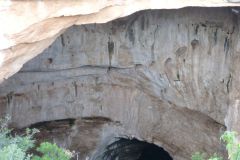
[1,8,240,159]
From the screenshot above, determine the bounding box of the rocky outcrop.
[1,0,240,83]
[1,7,240,159]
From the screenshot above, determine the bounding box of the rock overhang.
[1,1,240,159]
[1,0,240,82]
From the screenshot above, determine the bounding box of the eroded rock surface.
[1,8,239,159]
[1,0,240,83]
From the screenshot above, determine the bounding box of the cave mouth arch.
[95,138,173,160]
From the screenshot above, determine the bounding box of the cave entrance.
[95,138,172,160]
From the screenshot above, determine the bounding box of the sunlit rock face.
[2,7,240,159]
[0,0,239,83]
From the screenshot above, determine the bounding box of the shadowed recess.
[95,138,173,160]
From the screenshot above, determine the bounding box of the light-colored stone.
[2,1,240,159]
[1,0,240,83]
[2,7,240,159]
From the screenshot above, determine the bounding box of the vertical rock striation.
[1,7,240,160]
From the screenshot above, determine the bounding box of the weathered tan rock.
[1,0,240,83]
[2,7,240,159]
[2,1,240,159]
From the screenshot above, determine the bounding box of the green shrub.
[32,142,72,160]
[221,131,240,160]
[0,116,37,160]
[192,152,205,160]
[192,131,240,160]
[208,154,223,160]
[0,116,72,160]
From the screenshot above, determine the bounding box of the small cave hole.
[95,138,173,160]
[47,58,53,64]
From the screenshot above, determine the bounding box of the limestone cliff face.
[1,7,240,159]
[0,0,239,83]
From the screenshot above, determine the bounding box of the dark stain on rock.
[73,81,77,97]
[227,26,235,35]
[146,16,149,29]
[224,37,230,55]
[201,23,207,28]
[195,24,199,35]
[108,40,114,66]
[60,35,65,47]
[108,41,114,55]
[29,118,76,130]
[81,116,112,123]
[214,28,218,45]
[31,105,42,111]
[47,58,53,64]
[226,74,232,93]
[151,43,155,64]
[175,46,187,57]
[176,71,180,81]
[110,24,117,35]
[205,21,223,28]
[124,15,138,45]
[66,35,71,45]
[14,93,24,97]
[164,58,172,66]
[191,39,199,50]
[128,28,135,44]
[6,92,13,105]
[221,79,224,83]
[141,15,145,30]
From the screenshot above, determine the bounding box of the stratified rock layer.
[1,8,239,159]
[1,0,240,83]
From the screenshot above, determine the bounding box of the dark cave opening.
[96,138,173,160]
